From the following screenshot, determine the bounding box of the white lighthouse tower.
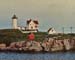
[12,14,18,29]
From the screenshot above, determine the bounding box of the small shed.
[47,28,57,34]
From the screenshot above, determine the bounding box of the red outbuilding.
[28,33,35,41]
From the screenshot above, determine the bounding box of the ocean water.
[0,52,75,60]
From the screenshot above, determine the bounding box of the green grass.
[0,29,75,46]
[0,29,26,46]
[0,29,47,46]
[48,33,75,40]
[34,32,48,42]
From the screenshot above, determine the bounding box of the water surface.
[0,52,75,60]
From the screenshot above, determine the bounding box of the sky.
[0,0,75,32]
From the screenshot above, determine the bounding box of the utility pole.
[70,27,73,34]
[70,27,73,40]
[62,27,64,34]
[62,27,64,40]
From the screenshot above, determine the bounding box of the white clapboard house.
[47,28,57,34]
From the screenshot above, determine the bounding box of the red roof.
[33,20,39,24]
[27,19,32,24]
[27,19,39,24]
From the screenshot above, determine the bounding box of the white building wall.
[12,19,18,29]
[48,30,56,34]
[20,30,37,33]
[28,21,38,30]
[48,28,57,34]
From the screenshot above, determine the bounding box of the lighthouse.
[12,14,18,29]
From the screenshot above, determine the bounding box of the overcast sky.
[0,0,75,32]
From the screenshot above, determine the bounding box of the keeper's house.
[12,15,39,33]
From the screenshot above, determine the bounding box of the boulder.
[0,44,6,50]
[27,41,42,51]
[9,42,16,48]
[64,39,72,50]
[51,40,64,51]
[42,40,53,52]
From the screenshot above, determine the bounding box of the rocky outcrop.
[0,38,75,52]
[51,40,64,51]
[63,39,71,50]
[24,41,42,51]
[0,44,6,50]
[42,38,54,51]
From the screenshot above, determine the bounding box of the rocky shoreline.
[0,38,75,53]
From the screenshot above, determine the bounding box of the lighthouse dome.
[12,14,18,19]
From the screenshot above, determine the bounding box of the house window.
[52,30,53,32]
[31,26,33,29]
[35,26,37,28]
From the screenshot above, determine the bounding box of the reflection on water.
[0,52,75,60]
